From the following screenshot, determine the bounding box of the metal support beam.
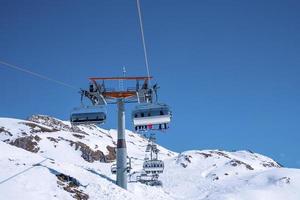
[116,99,127,189]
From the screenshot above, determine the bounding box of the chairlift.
[70,105,106,125]
[111,160,132,174]
[143,159,164,174]
[132,103,171,131]
[111,164,117,174]
[136,171,162,186]
[137,172,156,182]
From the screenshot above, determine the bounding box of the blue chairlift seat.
[70,105,106,125]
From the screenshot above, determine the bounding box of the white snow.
[0,116,300,200]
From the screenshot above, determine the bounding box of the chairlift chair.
[70,105,106,125]
[132,103,171,131]
[143,159,164,174]
[110,161,131,174]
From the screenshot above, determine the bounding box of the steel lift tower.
[75,76,153,189]
[116,98,126,188]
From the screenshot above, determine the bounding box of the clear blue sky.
[0,0,299,168]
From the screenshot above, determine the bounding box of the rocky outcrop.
[72,134,85,139]
[196,152,213,158]
[228,159,254,170]
[56,173,89,200]
[10,135,41,153]
[261,161,282,168]
[0,126,12,142]
[63,139,114,163]
[177,153,192,168]
[105,145,116,162]
[209,150,231,159]
[28,115,86,134]
[20,122,56,133]
[75,141,105,162]
[0,126,12,136]
[47,137,58,143]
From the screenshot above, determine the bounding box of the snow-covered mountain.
[0,115,299,200]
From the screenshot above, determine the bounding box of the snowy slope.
[162,150,300,200]
[0,115,300,200]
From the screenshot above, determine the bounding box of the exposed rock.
[56,173,89,200]
[0,127,12,136]
[209,150,231,159]
[73,134,85,139]
[28,115,87,134]
[276,177,291,185]
[105,146,116,161]
[181,163,188,168]
[211,174,219,181]
[28,115,68,130]
[176,153,192,168]
[34,135,41,142]
[71,141,105,162]
[47,137,58,143]
[246,149,254,154]
[56,136,115,163]
[20,122,56,133]
[262,161,281,168]
[184,155,192,163]
[10,135,40,153]
[21,132,27,136]
[196,152,213,158]
[228,159,254,170]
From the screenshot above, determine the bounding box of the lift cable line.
[136,0,151,85]
[0,60,77,90]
